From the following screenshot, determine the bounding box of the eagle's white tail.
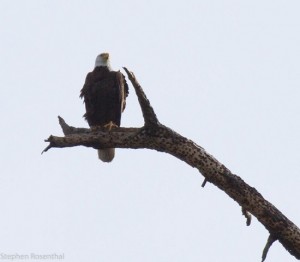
[98,148,115,162]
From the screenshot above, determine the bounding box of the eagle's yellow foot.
[104,121,118,131]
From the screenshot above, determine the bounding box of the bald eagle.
[80,53,129,162]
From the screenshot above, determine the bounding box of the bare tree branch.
[123,67,159,127]
[43,69,300,260]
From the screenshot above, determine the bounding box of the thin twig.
[242,207,252,226]
[262,234,277,262]
[201,178,208,187]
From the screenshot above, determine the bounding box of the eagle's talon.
[104,121,118,131]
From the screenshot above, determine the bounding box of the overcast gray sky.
[1,1,300,261]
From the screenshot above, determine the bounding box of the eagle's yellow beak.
[100,53,110,61]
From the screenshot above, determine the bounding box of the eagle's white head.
[95,53,112,70]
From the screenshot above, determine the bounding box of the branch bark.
[43,68,300,261]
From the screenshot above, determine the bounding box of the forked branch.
[43,68,300,261]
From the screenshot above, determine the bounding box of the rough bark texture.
[43,68,300,261]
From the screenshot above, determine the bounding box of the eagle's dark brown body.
[80,66,129,127]
[80,66,129,162]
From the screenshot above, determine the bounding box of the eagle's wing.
[80,72,96,124]
[116,71,129,113]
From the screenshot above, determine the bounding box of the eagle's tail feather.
[98,148,115,162]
